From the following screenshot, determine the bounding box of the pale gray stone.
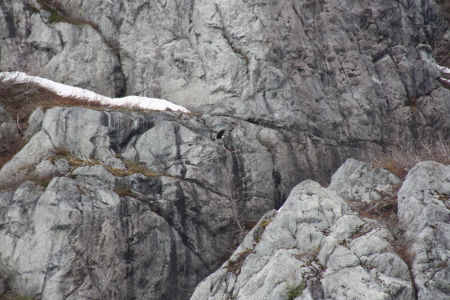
[1,0,450,298]
[329,158,401,202]
[34,160,58,178]
[54,159,70,174]
[0,131,54,183]
[23,106,44,141]
[397,161,450,299]
[192,175,415,300]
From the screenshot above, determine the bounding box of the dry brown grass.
[0,77,105,170]
[437,0,450,23]
[224,248,254,275]
[369,140,450,179]
[0,78,104,131]
[347,186,401,223]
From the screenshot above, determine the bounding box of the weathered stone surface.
[1,0,450,166]
[0,174,210,299]
[23,106,44,141]
[329,158,402,202]
[0,106,306,299]
[192,176,415,300]
[397,161,450,299]
[1,0,450,299]
[0,104,18,143]
[0,130,54,184]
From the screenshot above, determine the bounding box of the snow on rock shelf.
[0,72,190,113]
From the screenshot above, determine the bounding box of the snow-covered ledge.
[0,72,190,113]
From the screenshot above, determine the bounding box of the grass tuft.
[36,0,100,29]
[369,140,450,179]
[286,282,306,300]
[114,186,136,198]
[224,248,254,275]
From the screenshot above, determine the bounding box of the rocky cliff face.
[1,0,450,175]
[1,0,450,299]
[192,159,450,300]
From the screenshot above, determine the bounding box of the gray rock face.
[0,104,19,151]
[1,0,450,299]
[329,158,402,202]
[191,159,450,300]
[191,178,413,300]
[0,106,309,299]
[1,0,449,154]
[398,161,450,299]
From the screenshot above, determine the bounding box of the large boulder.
[191,159,450,300]
[397,161,450,299]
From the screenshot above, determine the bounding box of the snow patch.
[0,71,190,113]
[437,65,450,76]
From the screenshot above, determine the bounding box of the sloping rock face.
[0,106,316,299]
[1,0,450,169]
[2,0,450,299]
[398,162,450,299]
[192,159,450,300]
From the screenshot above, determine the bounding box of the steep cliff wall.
[1,0,450,299]
[1,0,450,172]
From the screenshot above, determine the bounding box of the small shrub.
[286,282,306,300]
[114,186,136,198]
[36,0,100,30]
[42,4,64,23]
[259,218,273,228]
[224,248,254,275]
[26,5,40,14]
[347,186,400,223]
[30,176,52,188]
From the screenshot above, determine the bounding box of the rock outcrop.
[191,159,450,300]
[1,0,450,179]
[2,0,450,299]
[0,106,279,299]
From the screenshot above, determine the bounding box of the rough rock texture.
[0,106,317,299]
[397,161,450,299]
[2,0,450,299]
[0,104,18,143]
[1,0,450,163]
[329,158,402,202]
[192,159,450,300]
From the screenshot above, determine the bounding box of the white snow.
[437,65,450,76]
[0,71,190,113]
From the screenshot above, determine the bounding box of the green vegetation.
[41,5,64,23]
[114,186,136,198]
[30,176,52,188]
[26,5,40,14]
[286,282,305,300]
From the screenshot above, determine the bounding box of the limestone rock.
[1,0,449,161]
[191,177,415,300]
[397,161,450,299]
[329,158,402,202]
[1,0,450,298]
[0,106,300,299]
[23,106,44,141]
